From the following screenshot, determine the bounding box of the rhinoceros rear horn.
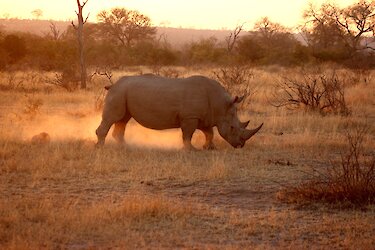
[240,120,250,128]
[232,95,245,104]
[243,123,263,141]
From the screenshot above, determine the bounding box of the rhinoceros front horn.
[242,123,263,141]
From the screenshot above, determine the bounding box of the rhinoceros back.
[107,75,229,130]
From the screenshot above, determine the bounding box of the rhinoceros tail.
[104,85,112,90]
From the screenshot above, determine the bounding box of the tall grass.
[0,66,375,248]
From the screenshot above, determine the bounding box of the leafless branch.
[71,20,77,30]
[270,70,350,115]
[225,23,245,53]
[84,12,90,24]
[91,68,113,84]
[82,0,89,7]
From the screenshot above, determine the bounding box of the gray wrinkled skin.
[96,74,263,150]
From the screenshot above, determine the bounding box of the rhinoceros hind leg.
[201,127,216,150]
[112,116,131,144]
[112,122,126,144]
[181,119,199,150]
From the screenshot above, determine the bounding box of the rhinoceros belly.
[126,84,182,130]
[129,105,181,130]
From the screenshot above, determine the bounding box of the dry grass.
[0,66,375,248]
[278,122,375,207]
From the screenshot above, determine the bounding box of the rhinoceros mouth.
[235,143,245,149]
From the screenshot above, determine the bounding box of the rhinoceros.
[96,74,263,149]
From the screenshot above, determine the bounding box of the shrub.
[24,95,43,119]
[90,68,114,111]
[2,34,27,64]
[212,65,257,110]
[46,67,80,92]
[271,69,350,115]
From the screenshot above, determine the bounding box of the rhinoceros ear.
[232,95,245,104]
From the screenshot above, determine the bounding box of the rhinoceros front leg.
[96,119,113,146]
[181,119,199,150]
[201,127,216,150]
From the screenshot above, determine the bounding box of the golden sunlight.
[0,0,358,29]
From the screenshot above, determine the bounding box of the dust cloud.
[22,113,203,149]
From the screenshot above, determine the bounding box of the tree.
[2,34,27,64]
[235,17,299,65]
[254,17,289,46]
[235,35,264,63]
[254,17,300,64]
[72,0,89,89]
[303,3,352,60]
[333,0,375,52]
[185,37,226,64]
[303,0,375,61]
[97,7,156,48]
[31,9,43,20]
[0,24,3,39]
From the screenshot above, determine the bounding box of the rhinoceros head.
[217,96,263,148]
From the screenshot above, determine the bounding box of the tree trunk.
[74,0,87,89]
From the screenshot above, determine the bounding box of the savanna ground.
[0,65,374,249]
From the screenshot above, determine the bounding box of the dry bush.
[93,87,106,112]
[212,65,257,110]
[0,71,24,91]
[90,68,114,111]
[0,71,41,92]
[46,68,80,92]
[278,123,375,207]
[151,66,180,78]
[23,95,43,119]
[90,68,114,85]
[271,69,350,116]
[347,68,373,86]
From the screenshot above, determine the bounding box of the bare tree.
[72,0,89,89]
[225,23,244,54]
[47,22,63,41]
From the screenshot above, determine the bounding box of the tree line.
[0,0,374,74]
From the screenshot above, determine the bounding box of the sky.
[0,0,358,30]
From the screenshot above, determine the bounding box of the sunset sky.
[0,0,358,30]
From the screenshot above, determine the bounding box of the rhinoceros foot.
[203,143,216,150]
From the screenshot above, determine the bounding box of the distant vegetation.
[0,1,373,77]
